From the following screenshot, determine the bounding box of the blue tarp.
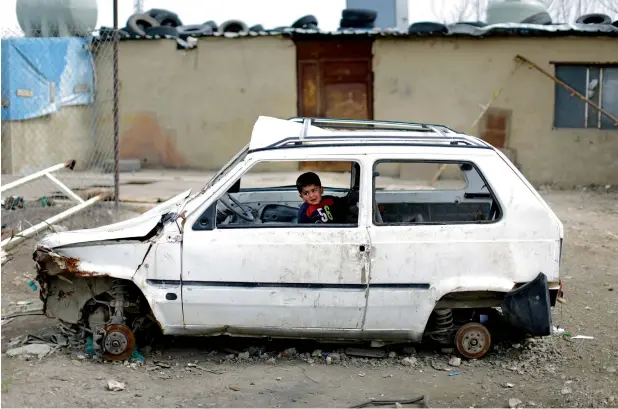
[1,37,95,121]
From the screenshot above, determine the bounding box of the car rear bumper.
[501,272,556,336]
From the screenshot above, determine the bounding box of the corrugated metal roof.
[111,22,618,42]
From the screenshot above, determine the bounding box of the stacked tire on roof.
[408,0,618,35]
[106,2,618,40]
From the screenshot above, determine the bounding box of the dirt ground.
[1,189,617,408]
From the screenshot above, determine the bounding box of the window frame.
[371,159,504,227]
[553,63,618,130]
[192,158,364,231]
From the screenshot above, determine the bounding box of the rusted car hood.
[38,189,192,250]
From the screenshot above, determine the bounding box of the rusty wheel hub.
[102,324,136,361]
[455,322,491,359]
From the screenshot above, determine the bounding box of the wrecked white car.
[33,116,564,360]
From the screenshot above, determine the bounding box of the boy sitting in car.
[296,172,358,224]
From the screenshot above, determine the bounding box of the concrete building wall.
[373,37,618,186]
[6,35,616,187]
[95,36,298,172]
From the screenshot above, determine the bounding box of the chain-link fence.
[1,25,120,251]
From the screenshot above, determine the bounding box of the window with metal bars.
[554,64,618,130]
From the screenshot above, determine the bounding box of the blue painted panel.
[1,37,94,121]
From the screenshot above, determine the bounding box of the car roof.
[248,116,493,153]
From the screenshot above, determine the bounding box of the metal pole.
[0,160,75,193]
[113,0,120,212]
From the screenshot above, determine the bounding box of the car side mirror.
[227,179,241,194]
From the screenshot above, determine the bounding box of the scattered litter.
[448,357,461,367]
[107,380,125,392]
[27,281,38,291]
[283,347,297,356]
[503,383,515,388]
[30,327,70,347]
[401,357,417,367]
[346,347,387,359]
[155,361,171,368]
[552,326,565,335]
[6,343,52,359]
[571,335,594,340]
[327,352,341,363]
[228,385,241,391]
[358,373,366,377]
[351,396,427,408]
[395,403,403,408]
[561,387,572,395]
[276,377,282,381]
[448,370,460,376]
[430,360,447,371]
[508,398,522,408]
[16,300,32,306]
[388,351,397,358]
[85,337,95,356]
[196,366,223,375]
[7,336,23,348]
[2,309,45,320]
[131,347,145,363]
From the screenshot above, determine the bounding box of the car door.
[180,161,371,337]
[363,155,508,341]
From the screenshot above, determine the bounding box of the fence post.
[113,0,120,213]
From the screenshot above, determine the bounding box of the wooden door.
[296,39,374,172]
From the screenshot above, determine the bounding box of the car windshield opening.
[204,144,249,190]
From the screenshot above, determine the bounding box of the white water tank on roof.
[486,0,549,24]
[16,0,98,37]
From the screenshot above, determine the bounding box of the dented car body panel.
[33,116,564,348]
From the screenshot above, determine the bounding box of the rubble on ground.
[3,322,573,380]
[5,343,53,359]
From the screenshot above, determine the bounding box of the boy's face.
[300,184,324,205]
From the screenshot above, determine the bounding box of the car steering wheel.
[219,193,255,222]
